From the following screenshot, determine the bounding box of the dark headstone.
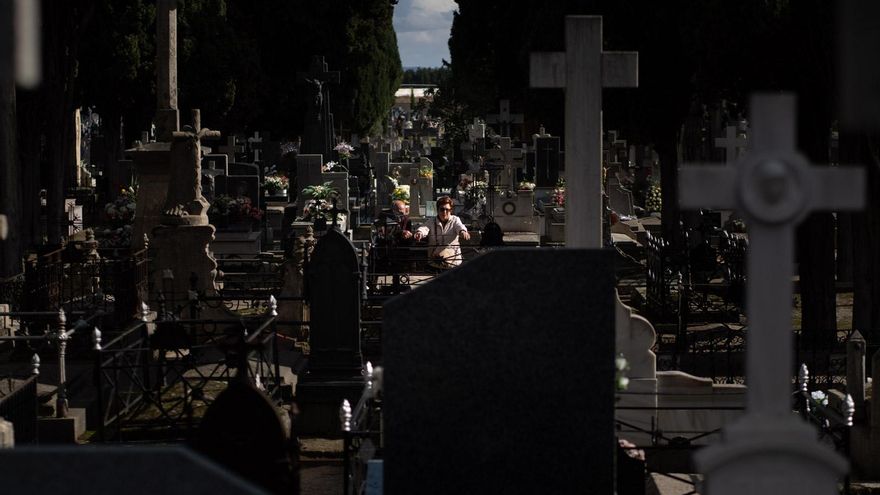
[218,162,261,203]
[383,249,616,495]
[296,229,364,435]
[534,136,561,187]
[0,446,266,494]
[193,381,298,495]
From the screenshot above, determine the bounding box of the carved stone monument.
[681,93,863,495]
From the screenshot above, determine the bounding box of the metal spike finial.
[365,361,374,390]
[268,295,278,316]
[92,327,102,351]
[31,353,40,375]
[339,399,352,432]
[844,393,855,427]
[798,363,809,393]
[140,302,150,322]
[57,308,66,328]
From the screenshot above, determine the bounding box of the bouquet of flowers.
[209,195,263,223]
[391,185,410,203]
[517,180,536,191]
[419,164,433,179]
[323,161,346,173]
[104,187,137,225]
[334,141,355,160]
[550,178,566,207]
[645,179,661,213]
[263,173,289,194]
[97,225,134,248]
[302,181,338,201]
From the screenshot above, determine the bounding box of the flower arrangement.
[323,161,347,173]
[263,173,289,194]
[301,198,346,225]
[302,181,338,201]
[645,178,662,213]
[419,164,433,179]
[334,141,355,160]
[550,178,566,207]
[209,195,263,223]
[391,185,410,203]
[104,187,137,225]
[517,180,536,191]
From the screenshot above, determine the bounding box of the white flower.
[810,390,828,406]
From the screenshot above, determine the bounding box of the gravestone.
[607,177,635,217]
[296,229,363,435]
[681,93,861,494]
[219,162,261,204]
[193,381,298,495]
[383,249,615,494]
[531,15,638,248]
[488,137,524,191]
[218,135,243,164]
[532,135,561,187]
[201,153,228,204]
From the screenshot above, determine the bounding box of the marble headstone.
[383,249,616,494]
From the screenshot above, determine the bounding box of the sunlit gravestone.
[680,93,863,494]
[530,15,638,248]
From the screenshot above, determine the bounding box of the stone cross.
[530,16,638,248]
[154,0,179,141]
[681,93,860,494]
[486,100,524,138]
[248,131,262,163]
[488,137,524,190]
[714,125,748,163]
[217,136,241,164]
[162,109,221,225]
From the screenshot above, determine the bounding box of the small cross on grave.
[486,100,524,138]
[328,195,348,230]
[531,15,638,248]
[680,93,861,494]
[488,137,524,190]
[714,125,748,163]
[217,136,242,164]
[247,132,262,163]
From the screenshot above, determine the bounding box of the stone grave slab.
[383,249,615,494]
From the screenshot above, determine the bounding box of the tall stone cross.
[248,131,262,163]
[155,0,179,142]
[714,125,748,163]
[530,16,638,248]
[488,137,523,190]
[681,94,860,494]
[486,100,524,138]
[296,56,340,159]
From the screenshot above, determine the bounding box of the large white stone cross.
[488,137,524,190]
[714,125,748,163]
[681,93,860,494]
[530,16,638,248]
[486,100,524,138]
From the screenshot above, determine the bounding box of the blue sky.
[393,0,456,68]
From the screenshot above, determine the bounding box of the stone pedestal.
[127,143,172,249]
[150,224,217,303]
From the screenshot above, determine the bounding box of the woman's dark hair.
[437,196,454,209]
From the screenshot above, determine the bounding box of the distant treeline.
[402,66,451,85]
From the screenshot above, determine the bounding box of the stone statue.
[303,77,324,121]
[162,110,220,225]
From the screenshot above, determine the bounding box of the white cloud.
[394,0,454,67]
